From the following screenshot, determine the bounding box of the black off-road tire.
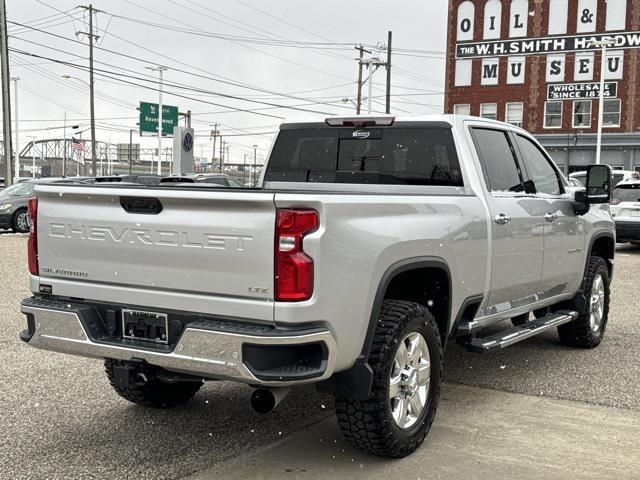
[557,256,610,349]
[335,300,442,458]
[105,359,203,408]
[12,208,30,233]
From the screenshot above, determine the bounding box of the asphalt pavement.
[1,231,639,479]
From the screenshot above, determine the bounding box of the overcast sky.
[5,0,448,164]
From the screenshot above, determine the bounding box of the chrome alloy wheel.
[16,211,30,232]
[589,274,605,333]
[389,332,431,429]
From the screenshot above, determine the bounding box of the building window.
[454,59,472,87]
[480,103,498,120]
[573,100,592,128]
[603,99,621,127]
[453,104,471,116]
[506,102,524,127]
[544,102,563,129]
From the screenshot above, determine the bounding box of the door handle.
[544,213,558,222]
[494,213,511,225]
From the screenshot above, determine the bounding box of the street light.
[589,39,615,165]
[145,65,169,175]
[10,76,19,180]
[61,74,90,87]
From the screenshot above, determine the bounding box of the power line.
[8,31,361,115]
[8,19,358,108]
[10,48,341,119]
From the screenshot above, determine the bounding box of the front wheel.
[557,256,610,348]
[335,300,442,458]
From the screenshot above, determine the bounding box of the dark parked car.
[160,173,242,187]
[0,178,86,232]
[0,181,37,232]
[95,174,162,186]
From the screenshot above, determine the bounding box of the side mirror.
[573,164,612,215]
[584,164,612,203]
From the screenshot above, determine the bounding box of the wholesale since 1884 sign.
[547,82,619,100]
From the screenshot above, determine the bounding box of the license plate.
[122,309,169,344]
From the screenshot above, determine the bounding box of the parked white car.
[570,169,639,188]
[611,179,640,243]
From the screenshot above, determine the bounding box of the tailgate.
[34,185,276,321]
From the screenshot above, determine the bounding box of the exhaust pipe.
[250,387,291,414]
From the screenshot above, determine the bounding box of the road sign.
[139,101,179,136]
[547,82,618,100]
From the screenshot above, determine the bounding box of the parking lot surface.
[1,232,639,479]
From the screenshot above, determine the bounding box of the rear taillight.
[27,197,38,275]
[275,209,318,301]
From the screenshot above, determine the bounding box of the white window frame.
[480,103,498,120]
[453,104,471,116]
[505,102,524,127]
[573,100,592,128]
[544,101,563,129]
[603,99,621,128]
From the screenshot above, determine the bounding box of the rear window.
[264,126,463,186]
[613,183,640,202]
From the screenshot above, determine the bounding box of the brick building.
[444,0,640,173]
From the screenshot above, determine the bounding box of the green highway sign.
[139,101,179,136]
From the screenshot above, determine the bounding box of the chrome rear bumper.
[20,298,337,386]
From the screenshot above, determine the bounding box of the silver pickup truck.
[20,115,615,458]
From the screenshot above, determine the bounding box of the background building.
[445,0,640,173]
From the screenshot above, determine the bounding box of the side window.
[471,128,524,193]
[515,135,562,195]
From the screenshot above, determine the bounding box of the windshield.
[0,182,35,196]
[264,126,463,186]
[613,183,640,202]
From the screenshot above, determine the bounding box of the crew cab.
[19,115,615,458]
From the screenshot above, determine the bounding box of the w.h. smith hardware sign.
[457,32,640,59]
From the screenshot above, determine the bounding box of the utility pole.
[62,111,67,176]
[11,76,19,178]
[129,129,134,175]
[385,31,392,114]
[356,45,365,115]
[78,5,100,176]
[243,153,247,184]
[210,123,218,172]
[0,0,13,187]
[88,5,96,175]
[146,65,168,175]
[253,144,257,186]
[355,45,371,115]
[355,44,386,115]
[219,138,224,173]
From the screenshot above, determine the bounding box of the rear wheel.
[104,359,203,408]
[12,208,29,233]
[557,256,610,349]
[335,300,442,458]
